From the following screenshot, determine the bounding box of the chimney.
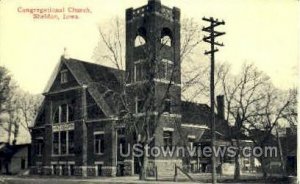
[217,95,225,119]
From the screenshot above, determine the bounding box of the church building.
[30,0,231,177]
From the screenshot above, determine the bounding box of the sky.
[0,0,299,94]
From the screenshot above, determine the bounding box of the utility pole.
[202,17,225,184]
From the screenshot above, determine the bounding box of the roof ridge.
[63,59,114,117]
[67,58,125,72]
[182,100,209,107]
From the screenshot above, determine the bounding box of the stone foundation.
[74,166,89,176]
[102,166,117,177]
[124,160,134,176]
[30,166,38,175]
[30,165,117,177]
[87,166,96,176]
[42,166,53,175]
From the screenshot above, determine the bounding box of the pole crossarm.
[202,29,225,38]
[203,37,224,46]
[202,16,225,184]
[202,17,226,55]
[205,49,219,55]
[202,17,225,24]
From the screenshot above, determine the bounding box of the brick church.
[30,0,231,177]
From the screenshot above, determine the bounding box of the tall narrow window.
[158,62,166,79]
[68,105,74,122]
[68,131,74,154]
[60,70,68,84]
[35,140,43,156]
[62,164,68,176]
[52,131,74,155]
[136,98,144,113]
[134,62,144,82]
[60,131,67,155]
[119,137,126,155]
[53,108,60,124]
[164,98,171,113]
[94,133,105,154]
[70,164,75,176]
[61,104,67,123]
[157,60,174,80]
[53,104,74,124]
[188,137,195,149]
[163,131,173,149]
[53,132,59,155]
[166,62,174,80]
[97,164,103,176]
[53,164,59,175]
[118,128,126,154]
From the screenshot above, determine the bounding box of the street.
[0,174,292,184]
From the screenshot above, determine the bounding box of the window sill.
[94,153,104,156]
[52,121,75,124]
[51,154,75,157]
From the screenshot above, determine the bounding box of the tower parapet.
[126,0,180,22]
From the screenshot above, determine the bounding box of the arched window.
[53,108,60,124]
[61,104,67,123]
[68,105,74,122]
[161,28,173,47]
[135,36,146,47]
[161,36,172,46]
[134,27,147,47]
[53,104,74,124]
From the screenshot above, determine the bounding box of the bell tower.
[124,0,182,175]
[125,0,181,114]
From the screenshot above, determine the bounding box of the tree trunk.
[276,128,286,177]
[234,139,241,180]
[140,144,148,180]
[261,159,268,178]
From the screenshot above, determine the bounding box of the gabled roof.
[181,101,231,137]
[0,143,29,158]
[43,57,125,117]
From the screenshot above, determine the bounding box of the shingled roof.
[181,101,231,137]
[44,57,125,117]
[42,57,231,136]
[63,58,124,117]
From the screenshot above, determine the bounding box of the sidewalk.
[0,173,292,184]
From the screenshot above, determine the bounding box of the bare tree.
[0,67,42,145]
[15,91,43,131]
[223,64,272,179]
[243,86,295,177]
[282,88,297,132]
[190,63,271,179]
[92,17,203,180]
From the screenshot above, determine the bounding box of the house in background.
[0,96,32,175]
[0,142,30,175]
[280,127,297,176]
